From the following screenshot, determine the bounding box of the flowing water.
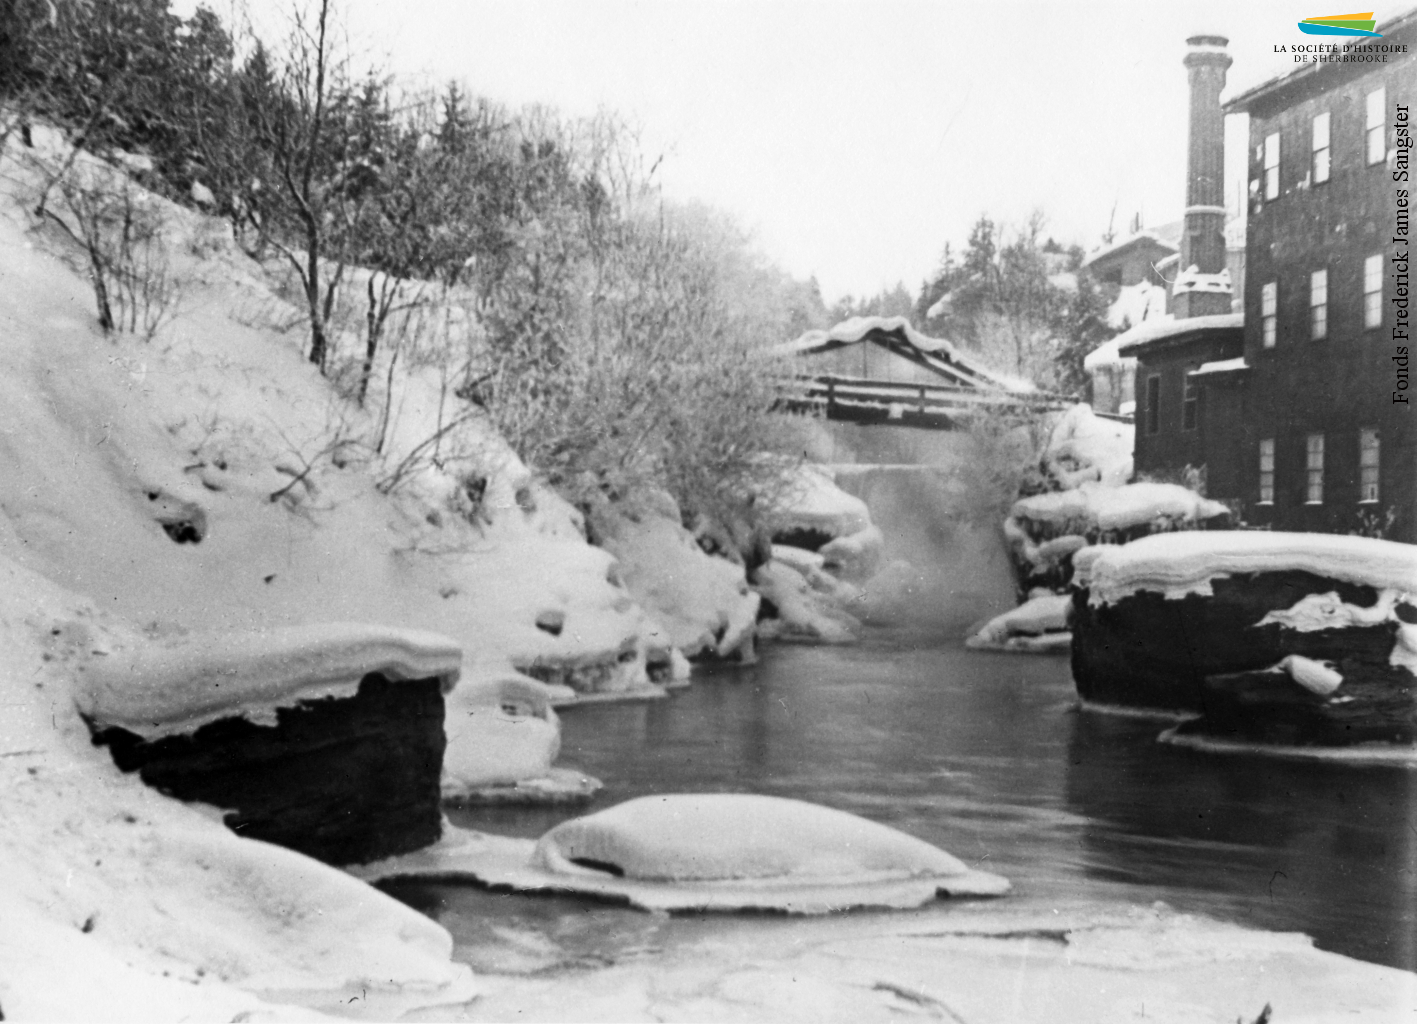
[391,462,1417,976]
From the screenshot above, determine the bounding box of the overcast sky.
[211,0,1317,302]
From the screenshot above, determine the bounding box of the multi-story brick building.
[1122,12,1417,540]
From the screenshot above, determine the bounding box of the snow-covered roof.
[1081,231,1178,270]
[1074,530,1417,606]
[1083,335,1137,371]
[1191,357,1248,376]
[1105,280,1168,332]
[77,623,463,739]
[773,316,1037,393]
[1114,312,1243,357]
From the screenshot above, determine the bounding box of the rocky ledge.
[77,623,462,865]
[1070,532,1417,747]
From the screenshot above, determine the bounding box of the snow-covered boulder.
[1071,532,1417,746]
[589,497,760,662]
[769,464,883,582]
[79,622,461,866]
[1041,403,1134,490]
[442,671,599,805]
[754,559,861,644]
[965,593,1071,653]
[353,793,1010,913]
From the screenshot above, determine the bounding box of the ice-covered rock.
[1040,403,1134,490]
[768,464,884,582]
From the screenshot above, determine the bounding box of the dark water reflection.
[426,628,1415,973]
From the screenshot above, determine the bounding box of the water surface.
[400,628,1416,975]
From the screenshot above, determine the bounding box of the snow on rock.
[354,794,1010,913]
[1041,403,1134,490]
[440,671,597,804]
[1012,482,1229,540]
[588,496,760,662]
[1074,531,1417,608]
[1070,532,1417,735]
[965,593,1071,652]
[768,464,884,581]
[754,559,861,644]
[0,556,476,1019]
[76,622,461,739]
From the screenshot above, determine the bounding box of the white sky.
[213,0,1317,302]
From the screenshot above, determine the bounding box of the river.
[387,459,1415,980]
[390,627,1415,977]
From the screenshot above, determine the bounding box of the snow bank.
[0,555,476,1018]
[355,794,1010,912]
[589,497,759,662]
[442,671,570,799]
[1074,531,1417,607]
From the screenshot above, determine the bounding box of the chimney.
[1173,33,1233,318]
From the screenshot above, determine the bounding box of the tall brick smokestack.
[1175,33,1233,318]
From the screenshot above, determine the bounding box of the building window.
[1312,112,1331,184]
[1264,131,1281,199]
[1182,366,1199,431]
[1310,268,1328,340]
[1365,254,1383,328]
[1367,87,1386,165]
[1261,281,1278,347]
[1259,438,1275,504]
[1306,433,1325,504]
[1360,429,1380,502]
[1145,375,1160,435]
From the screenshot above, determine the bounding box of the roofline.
[1081,232,1179,269]
[1224,7,1417,115]
[1116,321,1244,359]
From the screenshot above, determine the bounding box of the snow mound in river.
[353,794,1009,913]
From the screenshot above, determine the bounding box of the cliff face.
[91,672,448,865]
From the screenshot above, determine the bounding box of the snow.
[1192,356,1248,376]
[1171,265,1233,297]
[1074,531,1417,607]
[754,559,860,643]
[1012,482,1228,536]
[966,593,1071,650]
[1112,312,1244,356]
[354,794,1010,912]
[1081,334,1138,371]
[442,673,564,797]
[1103,280,1169,332]
[589,497,759,661]
[767,463,884,580]
[1041,403,1134,489]
[1080,230,1177,269]
[77,622,462,739]
[1274,654,1344,696]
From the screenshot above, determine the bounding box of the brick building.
[1124,14,1417,540]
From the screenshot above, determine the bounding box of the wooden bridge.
[773,319,1130,431]
[776,374,1127,431]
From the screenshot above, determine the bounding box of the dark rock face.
[1178,664,1417,746]
[90,673,446,865]
[1071,570,1398,714]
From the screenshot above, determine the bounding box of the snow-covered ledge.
[1071,532,1417,746]
[79,623,464,865]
